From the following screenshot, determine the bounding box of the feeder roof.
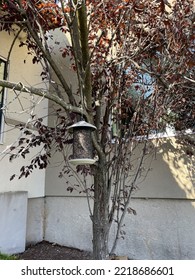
[67,121,97,130]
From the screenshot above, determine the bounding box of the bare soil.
[16,241,92,260]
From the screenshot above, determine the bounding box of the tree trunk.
[92,162,110,259]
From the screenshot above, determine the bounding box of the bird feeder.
[67,120,97,165]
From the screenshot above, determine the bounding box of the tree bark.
[92,161,110,259]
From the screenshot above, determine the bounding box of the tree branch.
[184,76,195,84]
[0,79,84,115]
[15,0,77,106]
[77,2,92,112]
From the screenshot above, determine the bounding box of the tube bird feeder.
[67,120,97,165]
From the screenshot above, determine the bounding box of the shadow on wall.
[133,135,195,201]
[159,136,195,201]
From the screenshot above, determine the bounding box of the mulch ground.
[16,241,92,260]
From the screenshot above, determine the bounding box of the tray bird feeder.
[68,120,97,165]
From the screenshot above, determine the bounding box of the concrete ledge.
[0,191,28,254]
[26,197,45,245]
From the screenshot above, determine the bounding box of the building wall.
[42,27,195,259]
[44,136,195,259]
[0,191,28,254]
[0,30,48,198]
[1,27,195,259]
[0,30,47,253]
[26,197,45,245]
[45,29,195,199]
[45,137,195,199]
[44,196,195,259]
[114,198,195,260]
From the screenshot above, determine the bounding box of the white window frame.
[0,56,8,144]
[137,127,195,142]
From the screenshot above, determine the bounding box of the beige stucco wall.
[45,136,195,200]
[0,29,49,124]
[0,30,48,198]
[135,137,195,199]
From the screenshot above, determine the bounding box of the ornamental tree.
[0,0,194,259]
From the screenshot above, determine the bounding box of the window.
[0,57,7,142]
[111,68,155,139]
[111,66,194,140]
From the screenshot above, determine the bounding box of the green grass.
[0,252,18,260]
